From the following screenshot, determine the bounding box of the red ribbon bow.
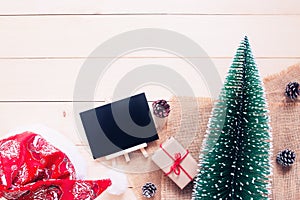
[160,144,193,180]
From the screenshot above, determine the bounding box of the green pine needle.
[192,36,272,200]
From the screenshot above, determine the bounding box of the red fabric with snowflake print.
[0,132,111,200]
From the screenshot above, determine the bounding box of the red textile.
[0,132,111,199]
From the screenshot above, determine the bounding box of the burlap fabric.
[160,63,300,200]
[128,63,300,199]
[265,64,300,200]
[126,128,169,200]
[126,96,214,199]
[161,97,213,199]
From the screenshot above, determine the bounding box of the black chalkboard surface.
[80,93,159,159]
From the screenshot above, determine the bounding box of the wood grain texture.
[0,58,298,101]
[0,16,299,58]
[0,0,300,15]
[0,1,300,199]
[0,102,80,143]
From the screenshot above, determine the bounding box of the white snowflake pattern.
[33,185,62,200]
[65,157,76,179]
[0,140,20,159]
[13,164,29,186]
[72,182,95,200]
[3,190,29,200]
[31,135,58,156]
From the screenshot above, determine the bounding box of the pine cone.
[141,182,157,198]
[285,82,300,100]
[152,99,170,118]
[276,149,296,167]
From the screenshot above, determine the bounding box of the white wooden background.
[0,1,300,199]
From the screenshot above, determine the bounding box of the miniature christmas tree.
[192,36,272,199]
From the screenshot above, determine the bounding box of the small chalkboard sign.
[80,93,159,160]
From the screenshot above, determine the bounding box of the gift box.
[151,137,198,189]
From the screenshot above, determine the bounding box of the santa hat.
[0,132,111,199]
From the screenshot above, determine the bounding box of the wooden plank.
[0,58,298,101]
[0,16,299,58]
[0,100,159,145]
[0,102,83,144]
[0,0,299,15]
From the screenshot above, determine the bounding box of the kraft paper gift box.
[151,137,198,189]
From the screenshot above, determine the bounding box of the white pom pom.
[106,170,128,195]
